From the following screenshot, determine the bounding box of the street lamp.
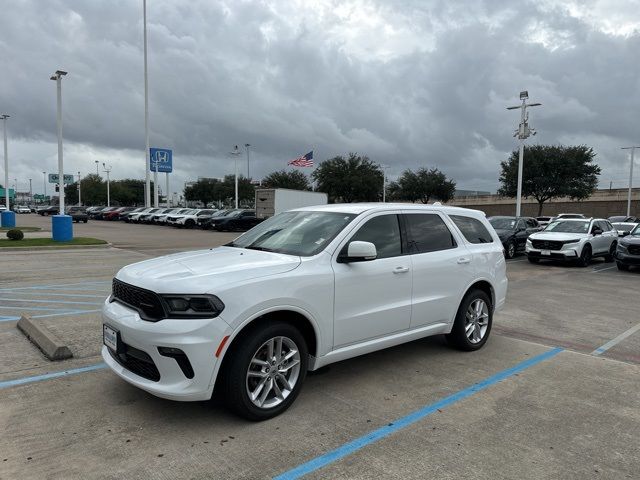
[507,90,541,217]
[29,178,32,204]
[103,163,112,207]
[621,146,640,217]
[95,160,99,176]
[381,165,388,203]
[1,114,14,226]
[143,0,151,207]
[77,171,81,206]
[42,171,46,203]
[50,70,67,215]
[245,143,251,179]
[230,145,241,208]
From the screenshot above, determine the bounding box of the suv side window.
[345,214,402,259]
[403,213,456,254]
[516,219,526,230]
[526,218,538,228]
[450,215,494,244]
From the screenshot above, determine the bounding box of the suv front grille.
[628,245,640,255]
[112,278,166,321]
[531,239,566,250]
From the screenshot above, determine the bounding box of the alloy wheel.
[465,299,489,344]
[246,336,301,409]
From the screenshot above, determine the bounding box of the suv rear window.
[450,215,494,244]
[403,214,456,254]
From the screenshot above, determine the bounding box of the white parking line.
[591,322,640,355]
[590,265,617,273]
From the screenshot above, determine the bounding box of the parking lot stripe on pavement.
[591,322,640,356]
[0,309,102,323]
[273,347,564,480]
[0,363,107,390]
[0,297,103,306]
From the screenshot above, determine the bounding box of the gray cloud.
[1,0,639,196]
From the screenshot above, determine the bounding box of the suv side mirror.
[592,227,603,236]
[339,241,377,263]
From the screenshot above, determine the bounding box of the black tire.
[528,256,540,264]
[604,242,616,263]
[185,220,195,229]
[83,220,88,223]
[505,240,516,259]
[578,244,592,267]
[220,321,308,421]
[617,262,629,271]
[446,289,492,352]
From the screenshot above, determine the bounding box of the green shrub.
[6,229,24,241]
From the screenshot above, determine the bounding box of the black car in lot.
[488,216,541,259]
[615,224,640,271]
[37,205,59,216]
[209,210,263,232]
[66,206,88,223]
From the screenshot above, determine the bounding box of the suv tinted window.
[450,215,494,244]
[404,213,456,254]
[526,218,538,228]
[347,214,402,259]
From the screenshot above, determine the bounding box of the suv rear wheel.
[221,321,308,420]
[446,289,492,351]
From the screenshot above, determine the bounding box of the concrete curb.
[0,243,111,252]
[16,315,73,361]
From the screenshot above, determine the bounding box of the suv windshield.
[630,225,640,236]
[545,220,590,233]
[228,211,357,256]
[489,217,516,229]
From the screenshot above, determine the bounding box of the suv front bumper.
[101,300,232,401]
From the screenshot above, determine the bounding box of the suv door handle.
[457,257,471,264]
[393,266,410,274]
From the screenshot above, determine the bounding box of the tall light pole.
[1,114,10,216]
[381,165,388,203]
[42,171,46,203]
[621,146,640,217]
[29,178,32,204]
[507,90,541,217]
[50,70,67,215]
[153,153,159,207]
[245,143,251,179]
[230,145,241,208]
[143,0,151,208]
[95,160,99,176]
[103,163,112,207]
[77,171,81,206]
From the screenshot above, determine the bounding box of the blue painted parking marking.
[0,363,107,390]
[0,309,102,323]
[273,347,563,480]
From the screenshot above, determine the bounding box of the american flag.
[288,151,314,167]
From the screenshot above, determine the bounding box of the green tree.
[498,145,601,215]
[390,168,456,204]
[262,170,311,190]
[65,175,151,206]
[311,153,383,203]
[184,176,255,207]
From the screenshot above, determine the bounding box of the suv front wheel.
[446,289,492,351]
[221,321,308,420]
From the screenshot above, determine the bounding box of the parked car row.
[84,206,264,232]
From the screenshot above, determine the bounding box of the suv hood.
[529,231,587,241]
[117,246,301,294]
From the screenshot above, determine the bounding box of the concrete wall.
[447,188,640,217]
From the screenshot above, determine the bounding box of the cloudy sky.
[1,0,639,197]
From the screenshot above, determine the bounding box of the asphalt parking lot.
[1,217,639,479]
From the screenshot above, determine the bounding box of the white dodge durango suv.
[102,204,508,420]
[526,218,617,266]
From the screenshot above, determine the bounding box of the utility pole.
[507,91,541,217]
[103,163,112,207]
[621,146,640,217]
[50,70,67,215]
[230,145,241,208]
[245,143,251,179]
[143,0,151,207]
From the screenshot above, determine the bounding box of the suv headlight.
[160,294,225,319]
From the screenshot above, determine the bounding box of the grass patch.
[0,237,107,248]
[0,226,42,232]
